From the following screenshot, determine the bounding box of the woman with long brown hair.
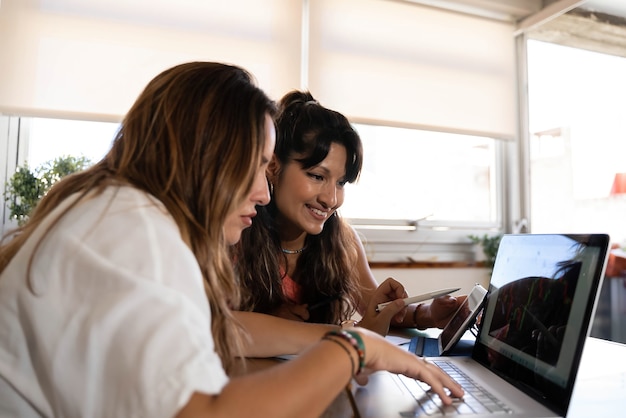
[235,90,464,336]
[0,62,462,417]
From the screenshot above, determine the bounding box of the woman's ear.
[266,155,280,183]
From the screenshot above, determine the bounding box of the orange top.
[280,268,303,303]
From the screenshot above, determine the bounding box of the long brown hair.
[235,90,363,324]
[0,62,277,370]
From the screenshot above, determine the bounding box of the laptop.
[409,283,487,357]
[354,233,610,417]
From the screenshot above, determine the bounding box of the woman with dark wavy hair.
[235,90,464,336]
[0,63,462,417]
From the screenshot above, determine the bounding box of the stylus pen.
[376,287,461,312]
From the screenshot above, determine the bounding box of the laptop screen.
[472,234,609,415]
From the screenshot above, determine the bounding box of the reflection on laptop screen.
[473,234,607,413]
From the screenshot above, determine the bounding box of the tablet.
[438,283,488,355]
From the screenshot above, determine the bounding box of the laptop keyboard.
[398,360,513,416]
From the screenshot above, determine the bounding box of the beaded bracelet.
[323,329,365,375]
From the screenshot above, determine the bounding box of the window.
[527,40,626,246]
[26,117,118,169]
[1,117,118,232]
[340,124,505,262]
[1,116,506,261]
[341,124,499,223]
[10,118,504,228]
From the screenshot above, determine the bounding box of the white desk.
[340,334,626,417]
[240,333,626,417]
[566,337,626,417]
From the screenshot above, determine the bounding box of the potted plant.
[468,233,502,271]
[3,155,91,226]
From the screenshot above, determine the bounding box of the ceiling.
[395,0,541,21]
[398,0,626,23]
[585,0,626,19]
[532,1,626,58]
[399,0,626,57]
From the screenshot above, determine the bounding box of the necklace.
[281,247,305,254]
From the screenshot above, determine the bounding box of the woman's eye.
[308,173,324,181]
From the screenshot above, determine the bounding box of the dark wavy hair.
[235,90,364,324]
[0,62,277,371]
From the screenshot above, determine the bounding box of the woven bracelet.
[324,329,365,375]
[322,336,356,376]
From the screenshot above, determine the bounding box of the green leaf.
[3,155,91,226]
[468,233,502,270]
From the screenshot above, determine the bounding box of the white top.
[0,186,228,417]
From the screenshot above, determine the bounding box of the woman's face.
[224,114,276,245]
[271,142,347,237]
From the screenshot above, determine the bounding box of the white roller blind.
[0,0,301,120]
[308,0,517,139]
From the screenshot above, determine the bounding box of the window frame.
[0,116,25,233]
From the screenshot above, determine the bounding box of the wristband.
[322,336,356,376]
[412,303,425,329]
[324,329,365,375]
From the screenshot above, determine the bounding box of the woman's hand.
[357,277,408,335]
[427,295,467,328]
[349,327,464,404]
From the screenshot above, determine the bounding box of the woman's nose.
[252,175,271,206]
[318,184,337,208]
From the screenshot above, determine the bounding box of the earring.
[268,179,274,196]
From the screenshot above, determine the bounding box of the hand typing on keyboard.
[351,328,465,406]
[398,360,512,416]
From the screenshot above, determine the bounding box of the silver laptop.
[354,233,610,417]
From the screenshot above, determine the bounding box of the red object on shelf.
[610,172,626,196]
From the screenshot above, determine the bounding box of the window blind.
[308,0,518,140]
[0,0,301,120]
